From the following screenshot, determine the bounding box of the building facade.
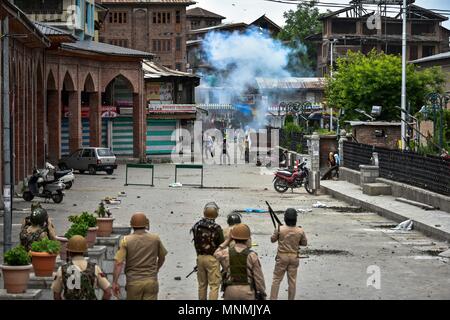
[98,0,195,71]
[186,7,225,31]
[307,2,450,76]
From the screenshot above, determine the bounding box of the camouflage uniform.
[51,256,110,300]
[19,216,56,251]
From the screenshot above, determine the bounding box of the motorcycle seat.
[277,170,293,177]
[54,170,72,178]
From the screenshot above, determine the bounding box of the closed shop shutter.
[112,117,134,155]
[147,119,177,155]
[61,118,90,156]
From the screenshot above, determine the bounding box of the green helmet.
[30,207,48,226]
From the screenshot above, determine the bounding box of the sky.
[192,0,450,29]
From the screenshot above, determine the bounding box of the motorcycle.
[44,162,75,189]
[272,160,314,194]
[22,168,65,203]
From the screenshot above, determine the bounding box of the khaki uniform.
[51,255,110,296]
[214,243,266,300]
[270,225,307,300]
[196,255,221,300]
[114,230,168,300]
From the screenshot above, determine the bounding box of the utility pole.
[2,16,12,254]
[400,0,407,150]
[330,39,337,132]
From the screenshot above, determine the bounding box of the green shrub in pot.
[68,212,97,228]
[4,245,31,266]
[30,238,61,254]
[64,222,89,239]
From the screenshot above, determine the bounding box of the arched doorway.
[83,73,103,148]
[61,71,81,155]
[103,75,135,156]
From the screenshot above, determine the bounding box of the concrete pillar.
[68,91,82,153]
[308,132,320,192]
[89,92,102,147]
[359,165,379,186]
[36,80,45,168]
[47,90,61,164]
[133,93,146,161]
[338,129,347,167]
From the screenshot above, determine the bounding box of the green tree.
[278,1,323,74]
[326,50,445,123]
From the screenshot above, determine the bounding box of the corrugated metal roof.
[347,121,401,127]
[189,22,248,34]
[411,51,450,64]
[33,22,78,40]
[255,77,326,90]
[61,40,154,58]
[143,60,199,78]
[101,0,196,4]
[187,7,225,19]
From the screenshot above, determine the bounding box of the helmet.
[130,212,149,229]
[227,213,241,226]
[30,207,48,226]
[284,208,298,226]
[230,223,251,240]
[203,202,219,219]
[67,235,88,253]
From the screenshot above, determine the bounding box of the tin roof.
[189,22,248,34]
[33,22,78,41]
[61,40,154,58]
[255,77,326,90]
[347,121,401,127]
[101,0,196,4]
[187,7,225,19]
[411,51,450,64]
[143,60,199,78]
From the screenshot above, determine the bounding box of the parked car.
[58,147,117,175]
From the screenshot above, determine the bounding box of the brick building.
[306,1,450,76]
[0,0,50,190]
[348,121,401,150]
[98,0,195,71]
[186,7,224,31]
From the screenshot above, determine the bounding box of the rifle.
[186,266,198,278]
[265,201,283,228]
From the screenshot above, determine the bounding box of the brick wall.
[319,135,338,168]
[353,125,401,150]
[99,4,188,71]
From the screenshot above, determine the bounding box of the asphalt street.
[1,164,450,299]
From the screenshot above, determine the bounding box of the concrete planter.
[86,227,98,248]
[96,218,115,237]
[1,264,33,294]
[31,252,57,277]
[56,236,68,261]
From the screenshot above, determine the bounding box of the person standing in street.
[112,212,167,300]
[51,235,111,300]
[214,223,266,300]
[270,208,308,300]
[191,202,224,300]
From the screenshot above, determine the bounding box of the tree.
[326,50,445,123]
[278,1,323,75]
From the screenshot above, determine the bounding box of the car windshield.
[97,149,114,157]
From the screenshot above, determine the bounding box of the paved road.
[1,164,450,299]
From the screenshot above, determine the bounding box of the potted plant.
[30,238,61,277]
[0,245,33,293]
[95,202,115,237]
[69,212,98,248]
[59,222,89,260]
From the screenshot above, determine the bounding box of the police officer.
[214,224,266,300]
[112,212,167,300]
[52,235,111,300]
[20,204,57,251]
[270,208,308,300]
[223,213,251,248]
[191,202,224,300]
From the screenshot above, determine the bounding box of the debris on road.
[312,201,328,208]
[296,208,312,213]
[174,277,181,281]
[169,182,183,188]
[244,208,267,213]
[392,219,413,231]
[118,192,127,197]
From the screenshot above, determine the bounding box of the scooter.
[44,162,75,189]
[22,168,65,203]
[272,160,314,194]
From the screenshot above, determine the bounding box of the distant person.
[222,213,251,248]
[205,135,214,159]
[221,136,231,165]
[333,151,340,178]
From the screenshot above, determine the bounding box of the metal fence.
[343,141,450,196]
[342,141,374,171]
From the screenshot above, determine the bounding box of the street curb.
[320,185,450,243]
